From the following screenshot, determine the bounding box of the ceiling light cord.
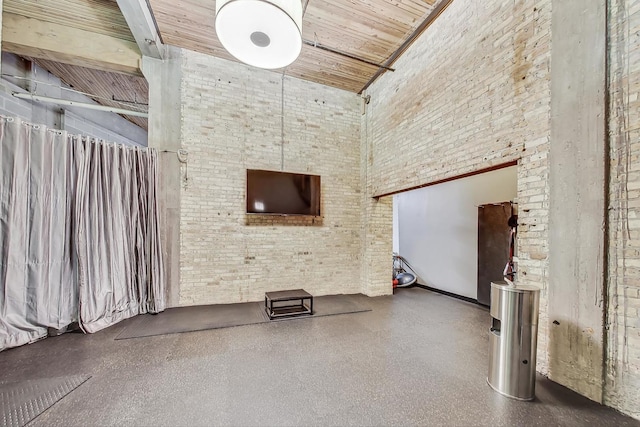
[281,70,285,171]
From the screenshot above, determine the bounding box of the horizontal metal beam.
[13,93,149,118]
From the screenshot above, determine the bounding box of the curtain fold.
[0,117,165,350]
[146,149,165,313]
[0,119,77,349]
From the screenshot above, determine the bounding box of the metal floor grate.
[0,375,90,427]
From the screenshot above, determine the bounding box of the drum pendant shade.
[215,0,303,69]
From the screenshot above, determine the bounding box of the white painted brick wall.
[178,51,363,305]
[606,0,640,418]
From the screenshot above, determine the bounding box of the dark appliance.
[477,202,512,306]
[246,169,321,216]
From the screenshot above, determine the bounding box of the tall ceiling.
[2,0,451,130]
[149,0,446,93]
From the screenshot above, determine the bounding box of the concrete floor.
[0,288,637,426]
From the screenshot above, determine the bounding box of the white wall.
[392,198,399,253]
[395,166,517,299]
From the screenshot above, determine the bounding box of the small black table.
[265,289,313,320]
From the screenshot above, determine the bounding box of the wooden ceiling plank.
[301,39,392,71]
[306,0,431,35]
[3,12,143,76]
[286,44,377,92]
[303,0,436,65]
[302,0,434,50]
[4,0,136,42]
[360,0,454,93]
[302,22,398,63]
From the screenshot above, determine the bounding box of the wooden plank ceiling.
[3,0,134,42]
[3,0,448,132]
[148,0,440,93]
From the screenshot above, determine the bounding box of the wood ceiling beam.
[2,12,143,76]
[116,0,165,59]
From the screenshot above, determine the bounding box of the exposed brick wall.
[178,51,363,305]
[360,103,394,297]
[172,0,640,417]
[606,0,640,418]
[363,0,552,369]
[359,195,393,297]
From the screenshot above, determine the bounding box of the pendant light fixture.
[215,0,303,69]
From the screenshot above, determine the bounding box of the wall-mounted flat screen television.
[246,169,321,216]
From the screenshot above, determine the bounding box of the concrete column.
[29,61,63,128]
[142,47,182,307]
[548,0,607,402]
[0,0,3,78]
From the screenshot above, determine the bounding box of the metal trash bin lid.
[491,281,541,294]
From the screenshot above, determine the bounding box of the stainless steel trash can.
[487,281,540,400]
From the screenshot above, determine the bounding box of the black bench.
[265,289,313,320]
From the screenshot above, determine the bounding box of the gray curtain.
[0,117,164,350]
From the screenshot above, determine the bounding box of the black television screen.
[246,169,321,216]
